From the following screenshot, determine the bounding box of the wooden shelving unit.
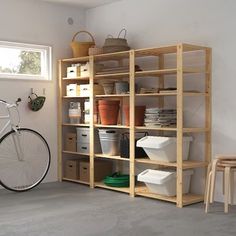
[58,43,212,208]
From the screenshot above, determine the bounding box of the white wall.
[85,0,236,202]
[0,0,85,183]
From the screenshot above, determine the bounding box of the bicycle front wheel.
[0,128,51,192]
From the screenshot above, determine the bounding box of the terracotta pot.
[98,100,120,125]
[124,105,146,126]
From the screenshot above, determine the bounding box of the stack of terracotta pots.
[98,100,120,125]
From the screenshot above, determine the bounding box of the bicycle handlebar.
[0,98,22,107]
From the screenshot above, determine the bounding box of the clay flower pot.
[124,105,146,126]
[98,100,120,125]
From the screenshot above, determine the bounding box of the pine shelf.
[95,154,129,161]
[58,43,212,208]
[95,182,130,194]
[135,186,204,206]
[62,150,89,156]
[62,178,89,185]
[135,158,207,169]
[62,123,89,127]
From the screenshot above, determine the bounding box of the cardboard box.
[64,160,79,179]
[79,160,113,182]
[65,133,77,152]
[67,66,80,78]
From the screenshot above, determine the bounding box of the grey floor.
[0,182,235,236]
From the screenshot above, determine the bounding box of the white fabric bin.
[138,169,193,196]
[136,136,192,162]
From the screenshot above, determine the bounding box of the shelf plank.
[62,96,89,99]
[94,50,129,61]
[61,57,89,63]
[62,123,89,127]
[135,186,204,205]
[95,94,129,98]
[95,72,129,79]
[135,126,177,131]
[136,69,177,77]
[136,126,209,133]
[182,194,204,206]
[183,43,210,52]
[62,77,89,81]
[136,92,208,97]
[135,186,177,203]
[95,182,130,193]
[184,92,209,97]
[183,127,210,133]
[62,178,89,185]
[62,150,89,156]
[136,93,176,97]
[95,154,130,161]
[135,159,207,169]
[95,124,129,129]
[135,45,177,56]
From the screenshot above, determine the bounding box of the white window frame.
[0,41,52,81]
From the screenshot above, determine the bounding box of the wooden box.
[64,160,79,179]
[65,133,77,152]
[79,160,113,182]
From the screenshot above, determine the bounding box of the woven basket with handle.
[70,31,95,57]
[103,29,130,53]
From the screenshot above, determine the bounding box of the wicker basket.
[103,29,130,53]
[88,46,103,56]
[70,31,95,57]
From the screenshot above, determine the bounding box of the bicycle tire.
[0,128,51,192]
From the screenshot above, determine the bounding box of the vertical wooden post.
[129,50,135,197]
[89,56,95,188]
[205,48,212,164]
[176,44,184,208]
[158,54,165,108]
[204,48,212,199]
[58,60,63,182]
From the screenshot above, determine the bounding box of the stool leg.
[210,159,219,203]
[222,171,225,195]
[224,167,230,213]
[230,171,234,205]
[204,163,212,203]
[205,171,212,213]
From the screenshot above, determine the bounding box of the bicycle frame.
[0,100,24,161]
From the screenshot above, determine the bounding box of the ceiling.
[43,0,120,8]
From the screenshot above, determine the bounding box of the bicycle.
[0,98,51,192]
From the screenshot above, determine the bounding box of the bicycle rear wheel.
[0,128,51,192]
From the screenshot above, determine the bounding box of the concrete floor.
[0,182,235,236]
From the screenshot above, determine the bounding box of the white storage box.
[67,66,80,78]
[80,84,90,97]
[66,84,80,97]
[138,169,193,196]
[80,63,90,77]
[80,84,104,97]
[137,136,193,162]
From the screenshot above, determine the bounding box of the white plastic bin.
[138,169,193,196]
[136,136,192,162]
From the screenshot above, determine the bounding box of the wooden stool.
[205,155,236,213]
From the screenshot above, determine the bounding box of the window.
[0,41,52,80]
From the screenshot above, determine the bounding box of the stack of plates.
[144,108,177,127]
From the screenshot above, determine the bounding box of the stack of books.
[144,108,177,127]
